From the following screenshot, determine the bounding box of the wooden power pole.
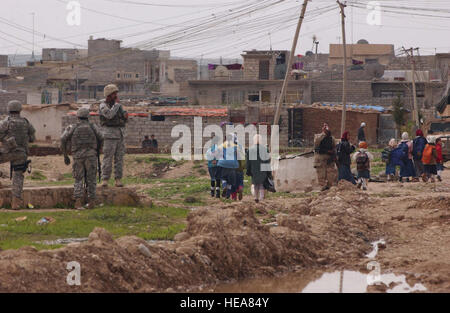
[403,47,420,128]
[337,1,348,137]
[273,0,309,125]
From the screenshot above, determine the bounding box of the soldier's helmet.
[104,84,119,98]
[7,100,22,113]
[77,107,90,119]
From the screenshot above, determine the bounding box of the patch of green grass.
[29,170,47,181]
[197,168,207,176]
[62,173,73,179]
[134,156,184,167]
[146,177,211,205]
[0,205,189,250]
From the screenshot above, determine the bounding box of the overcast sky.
[1,0,449,59]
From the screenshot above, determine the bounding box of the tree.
[392,95,405,134]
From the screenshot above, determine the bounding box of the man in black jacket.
[358,122,366,143]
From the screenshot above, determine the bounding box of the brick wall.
[0,55,7,67]
[311,80,373,104]
[301,107,379,145]
[62,115,226,150]
[0,92,27,114]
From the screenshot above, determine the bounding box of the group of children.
[339,129,445,192]
[206,134,245,201]
[206,134,272,202]
[382,130,445,183]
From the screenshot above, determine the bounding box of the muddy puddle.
[211,270,427,293]
[212,239,426,293]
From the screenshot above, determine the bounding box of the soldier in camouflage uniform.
[0,100,36,209]
[313,123,338,191]
[61,107,104,210]
[99,84,128,187]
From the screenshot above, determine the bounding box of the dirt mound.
[407,196,450,211]
[0,192,381,292]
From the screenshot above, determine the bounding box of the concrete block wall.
[301,107,379,146]
[0,92,27,114]
[62,115,226,150]
[0,55,8,67]
[311,80,373,104]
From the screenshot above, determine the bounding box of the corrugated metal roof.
[152,107,228,117]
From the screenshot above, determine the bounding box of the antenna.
[269,32,272,51]
[31,12,35,61]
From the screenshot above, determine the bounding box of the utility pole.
[403,47,420,128]
[31,12,35,61]
[273,0,309,125]
[337,1,348,136]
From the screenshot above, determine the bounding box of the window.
[136,73,139,78]
[416,90,425,98]
[276,53,286,65]
[117,73,121,78]
[380,91,404,98]
[248,91,260,102]
[222,90,245,104]
[151,115,165,121]
[259,60,270,80]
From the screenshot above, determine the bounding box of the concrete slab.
[0,186,141,209]
[274,154,318,192]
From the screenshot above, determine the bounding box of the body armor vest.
[7,117,30,150]
[100,104,126,127]
[71,122,97,153]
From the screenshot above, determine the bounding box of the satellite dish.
[214,65,229,78]
[305,51,314,57]
[365,62,385,79]
[357,39,369,44]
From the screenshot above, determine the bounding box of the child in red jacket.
[436,137,444,182]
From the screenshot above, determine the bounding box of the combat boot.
[11,197,23,210]
[87,200,96,210]
[101,180,109,188]
[115,179,124,187]
[74,199,84,210]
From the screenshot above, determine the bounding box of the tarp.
[319,103,386,112]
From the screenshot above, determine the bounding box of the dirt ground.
[0,155,448,292]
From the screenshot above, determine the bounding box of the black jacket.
[337,140,355,166]
[357,127,366,142]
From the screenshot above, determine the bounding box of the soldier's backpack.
[356,151,369,171]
